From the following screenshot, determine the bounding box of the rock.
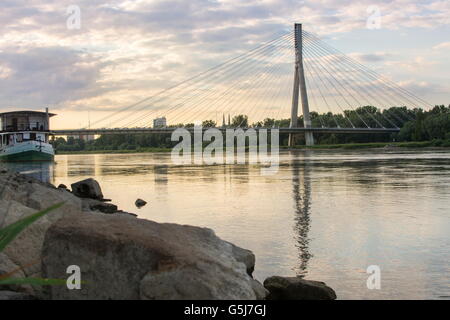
[135,199,147,208]
[251,279,269,300]
[42,213,257,300]
[71,178,103,200]
[115,210,138,218]
[0,291,37,300]
[0,171,82,284]
[263,276,337,300]
[226,241,255,277]
[81,198,118,214]
[0,253,33,294]
[57,184,68,189]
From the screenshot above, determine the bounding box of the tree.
[202,120,216,128]
[231,114,248,127]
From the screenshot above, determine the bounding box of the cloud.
[433,41,450,50]
[349,52,393,63]
[0,47,104,108]
[0,0,448,126]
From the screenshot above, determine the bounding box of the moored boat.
[0,109,56,162]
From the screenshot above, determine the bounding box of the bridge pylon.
[289,23,314,147]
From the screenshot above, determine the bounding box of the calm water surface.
[5,149,450,299]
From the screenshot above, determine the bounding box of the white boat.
[0,109,55,162]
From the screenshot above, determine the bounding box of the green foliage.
[52,105,450,152]
[231,114,249,127]
[202,120,216,128]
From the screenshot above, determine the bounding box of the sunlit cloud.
[0,0,448,128]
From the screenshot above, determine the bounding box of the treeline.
[52,105,450,152]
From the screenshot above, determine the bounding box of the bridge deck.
[53,127,400,135]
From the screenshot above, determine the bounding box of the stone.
[251,279,269,300]
[0,171,82,281]
[81,198,118,214]
[226,241,255,277]
[42,213,256,300]
[263,276,336,300]
[71,178,104,200]
[0,291,37,300]
[0,253,33,294]
[115,210,138,218]
[135,199,147,208]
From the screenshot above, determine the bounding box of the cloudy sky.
[0,0,449,128]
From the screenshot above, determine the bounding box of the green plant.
[0,202,67,287]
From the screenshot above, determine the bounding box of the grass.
[285,140,450,150]
[55,140,450,154]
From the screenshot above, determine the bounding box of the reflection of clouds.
[46,150,449,299]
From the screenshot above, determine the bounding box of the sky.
[0,0,449,128]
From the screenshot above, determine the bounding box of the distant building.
[67,134,95,142]
[153,117,167,128]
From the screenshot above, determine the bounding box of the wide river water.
[5,149,450,299]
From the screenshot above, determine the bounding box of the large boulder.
[263,276,337,300]
[0,291,37,300]
[42,213,257,300]
[0,170,82,281]
[226,241,255,277]
[71,178,104,200]
[0,253,33,294]
[250,279,269,300]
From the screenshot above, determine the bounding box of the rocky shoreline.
[0,169,336,300]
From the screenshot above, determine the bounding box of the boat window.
[30,132,36,141]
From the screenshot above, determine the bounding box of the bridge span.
[53,127,400,136]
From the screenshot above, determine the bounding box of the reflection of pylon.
[228,114,231,126]
[222,114,226,127]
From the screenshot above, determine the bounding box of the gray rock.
[135,199,147,208]
[81,198,118,214]
[0,170,82,298]
[226,241,255,277]
[0,291,37,300]
[42,213,256,300]
[0,253,33,294]
[263,276,337,300]
[71,178,104,200]
[115,210,138,218]
[251,279,269,300]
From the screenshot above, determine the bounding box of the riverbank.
[55,140,450,155]
[55,147,172,155]
[285,140,450,150]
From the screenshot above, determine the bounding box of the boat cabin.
[0,110,55,147]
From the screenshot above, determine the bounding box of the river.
[4,149,450,299]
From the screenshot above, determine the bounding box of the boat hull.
[0,141,54,162]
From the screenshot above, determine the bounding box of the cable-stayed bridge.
[54,23,432,146]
